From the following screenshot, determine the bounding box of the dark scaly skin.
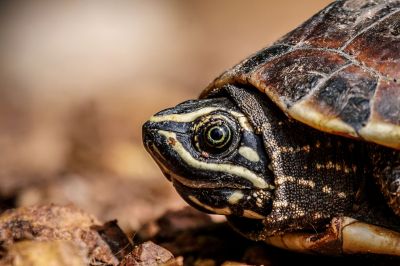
[370,147,400,217]
[201,0,400,216]
[222,86,399,238]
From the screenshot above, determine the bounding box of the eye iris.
[205,124,231,148]
[193,115,238,156]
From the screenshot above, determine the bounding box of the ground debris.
[1,204,400,265]
[0,204,127,265]
[0,204,184,266]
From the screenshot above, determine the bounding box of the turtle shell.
[201,0,400,150]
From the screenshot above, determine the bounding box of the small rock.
[119,241,175,266]
[92,220,133,261]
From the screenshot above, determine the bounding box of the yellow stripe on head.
[158,130,273,189]
[150,107,254,132]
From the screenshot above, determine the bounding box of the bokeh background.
[0,0,332,232]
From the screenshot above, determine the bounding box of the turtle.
[142,0,400,256]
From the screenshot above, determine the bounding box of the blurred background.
[0,0,332,232]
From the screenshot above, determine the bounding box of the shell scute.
[308,64,378,131]
[343,10,400,79]
[252,49,349,106]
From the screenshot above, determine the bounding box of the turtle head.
[143,97,275,219]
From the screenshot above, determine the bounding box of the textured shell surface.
[202,0,400,150]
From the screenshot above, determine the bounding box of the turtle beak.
[142,119,167,152]
[142,121,173,181]
[142,101,197,172]
[142,115,191,182]
[142,100,200,184]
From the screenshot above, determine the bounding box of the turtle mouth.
[170,172,250,189]
[143,138,173,182]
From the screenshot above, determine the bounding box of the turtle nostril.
[142,120,157,133]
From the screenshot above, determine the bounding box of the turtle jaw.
[142,126,173,182]
[172,179,272,219]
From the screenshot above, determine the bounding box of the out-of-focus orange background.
[0,1,332,231]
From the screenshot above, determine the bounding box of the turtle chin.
[172,179,272,219]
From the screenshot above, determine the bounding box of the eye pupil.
[209,127,224,142]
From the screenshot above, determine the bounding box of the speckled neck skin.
[221,85,400,239]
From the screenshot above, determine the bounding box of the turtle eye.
[194,114,239,155]
[204,123,231,149]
